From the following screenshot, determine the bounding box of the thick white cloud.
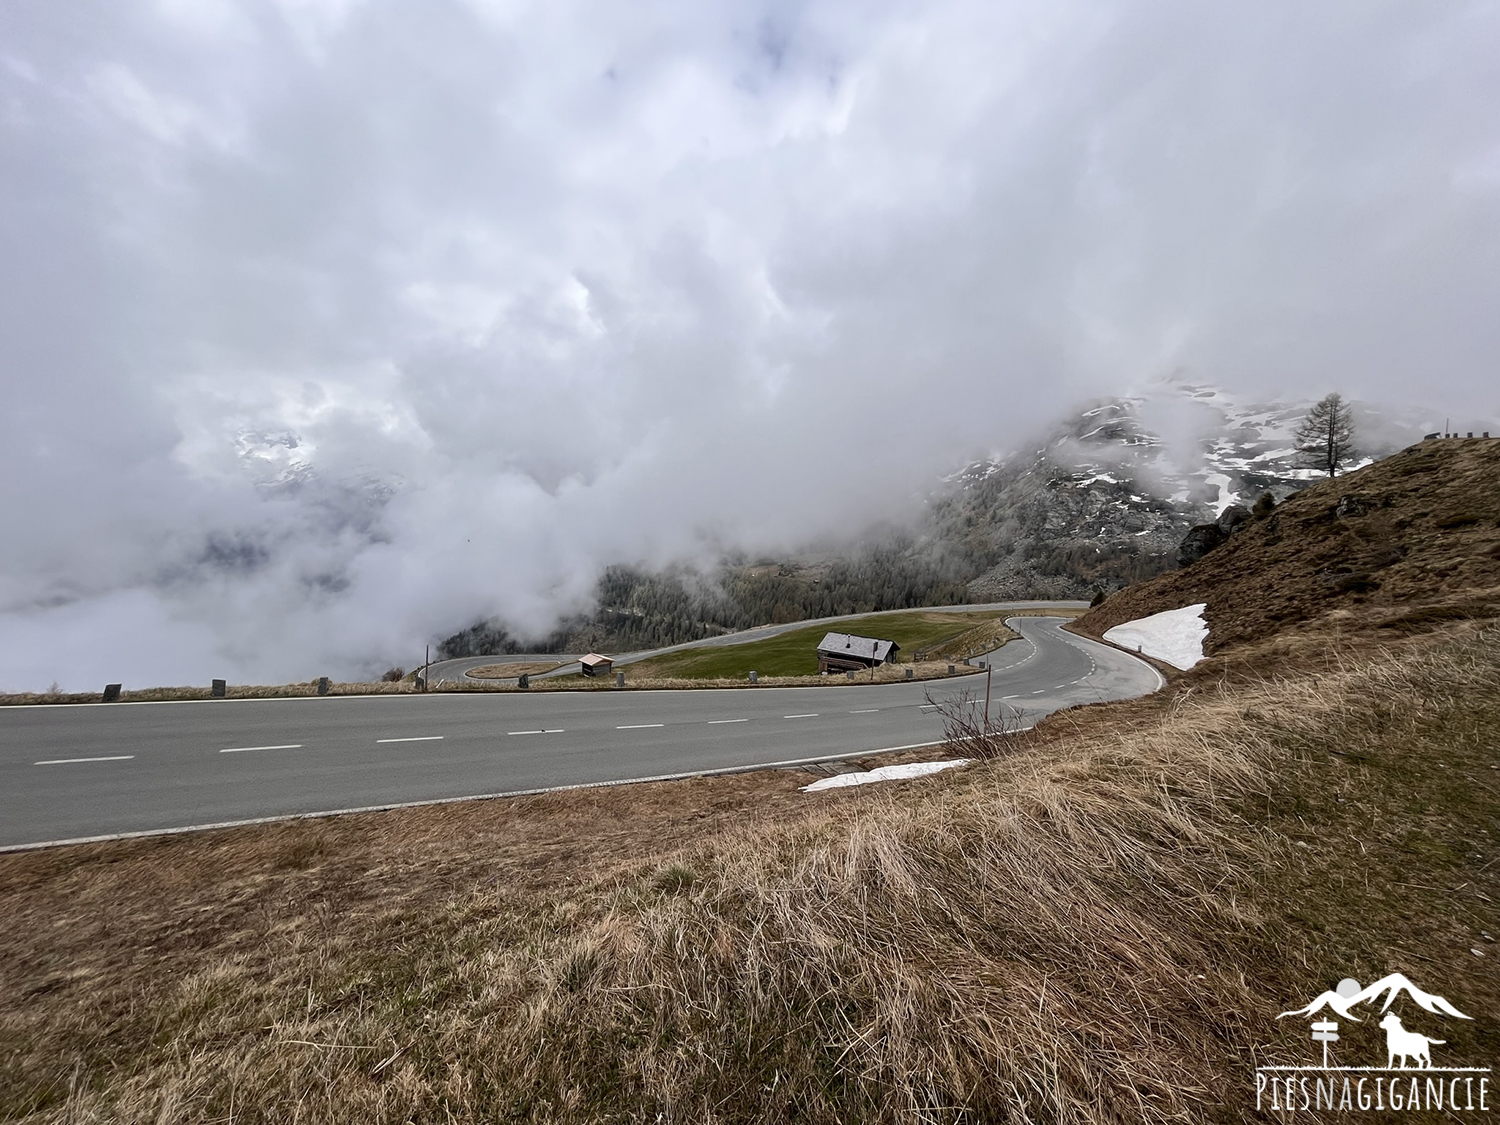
[1,0,1497,689]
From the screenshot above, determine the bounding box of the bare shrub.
[381,666,406,682]
[922,683,1029,760]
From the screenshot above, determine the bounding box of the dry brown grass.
[444,661,988,692]
[5,614,1495,1122]
[463,662,567,679]
[0,681,422,707]
[0,665,976,706]
[920,617,1021,660]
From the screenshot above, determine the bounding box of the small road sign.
[1310,1020,1339,1067]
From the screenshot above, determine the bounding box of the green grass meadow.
[625,609,1009,679]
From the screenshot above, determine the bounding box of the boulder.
[1216,503,1253,535]
[1178,523,1228,567]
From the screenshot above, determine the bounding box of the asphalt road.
[0,617,1159,850]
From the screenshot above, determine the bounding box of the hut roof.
[816,633,899,662]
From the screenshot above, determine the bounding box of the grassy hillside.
[1075,437,1500,652]
[2,443,1497,1123]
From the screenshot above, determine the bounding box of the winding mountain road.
[0,616,1160,850]
[426,600,1089,683]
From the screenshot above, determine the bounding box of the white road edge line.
[1,739,955,853]
[34,755,135,765]
[706,718,747,724]
[617,723,664,729]
[376,735,444,743]
[220,744,303,753]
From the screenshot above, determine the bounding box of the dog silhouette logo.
[1377,1013,1444,1070]
[1255,972,1491,1112]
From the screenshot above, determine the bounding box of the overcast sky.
[2,0,1497,689]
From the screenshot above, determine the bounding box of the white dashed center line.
[783,713,819,719]
[508,729,564,735]
[617,723,664,730]
[376,736,444,743]
[707,718,747,725]
[849,709,880,714]
[35,755,134,765]
[219,744,302,754]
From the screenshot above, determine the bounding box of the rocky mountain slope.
[928,382,1443,601]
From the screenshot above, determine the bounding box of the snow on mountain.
[931,380,1455,602]
[955,380,1434,520]
[234,430,316,491]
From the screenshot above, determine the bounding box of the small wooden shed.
[579,653,614,677]
[816,633,900,674]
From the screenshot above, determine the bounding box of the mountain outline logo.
[1278,972,1471,1027]
[1255,971,1491,1113]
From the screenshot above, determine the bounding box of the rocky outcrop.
[945,451,1195,601]
[1178,523,1228,567]
[1178,504,1254,567]
[1217,504,1252,535]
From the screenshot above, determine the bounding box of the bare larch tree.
[1294,392,1357,477]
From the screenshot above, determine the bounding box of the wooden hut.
[816,633,900,674]
[579,653,614,677]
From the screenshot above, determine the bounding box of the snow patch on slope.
[1203,472,1240,516]
[801,759,971,792]
[1104,604,1208,670]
